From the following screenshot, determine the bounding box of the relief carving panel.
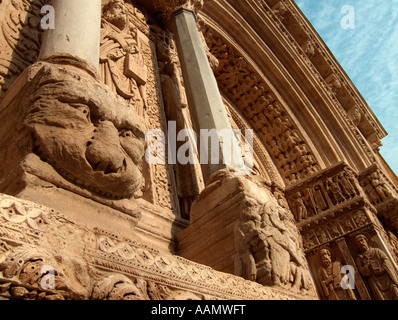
[234,200,313,292]
[0,193,309,300]
[0,0,50,100]
[202,25,320,185]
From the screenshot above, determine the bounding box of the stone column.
[38,0,102,70]
[155,0,244,180]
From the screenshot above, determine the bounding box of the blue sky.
[294,0,398,175]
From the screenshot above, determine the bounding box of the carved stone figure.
[234,200,312,292]
[155,27,201,218]
[234,203,260,282]
[317,248,356,300]
[290,192,307,222]
[100,0,147,115]
[338,172,357,199]
[22,62,146,199]
[354,234,398,300]
[326,177,346,204]
[303,188,317,217]
[313,185,328,211]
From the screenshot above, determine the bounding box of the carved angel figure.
[234,201,312,292]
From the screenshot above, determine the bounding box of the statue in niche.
[22,63,146,199]
[154,27,203,219]
[317,247,356,300]
[234,201,312,292]
[326,177,346,204]
[313,184,328,211]
[303,188,316,217]
[354,234,398,300]
[338,172,357,199]
[100,0,147,116]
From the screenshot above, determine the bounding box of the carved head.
[102,0,127,30]
[319,248,332,267]
[354,234,370,253]
[23,64,146,199]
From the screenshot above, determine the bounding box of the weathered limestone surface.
[38,0,102,69]
[0,0,397,301]
[178,169,317,297]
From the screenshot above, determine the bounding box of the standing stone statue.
[100,0,147,115]
[354,234,398,300]
[368,172,391,202]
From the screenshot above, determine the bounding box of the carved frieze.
[19,61,147,200]
[300,209,371,252]
[0,0,51,100]
[286,163,363,223]
[284,163,377,252]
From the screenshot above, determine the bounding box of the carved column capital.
[154,0,204,23]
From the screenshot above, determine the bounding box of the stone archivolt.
[0,0,51,100]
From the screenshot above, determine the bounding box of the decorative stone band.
[86,228,314,300]
[285,162,366,224]
[0,193,313,300]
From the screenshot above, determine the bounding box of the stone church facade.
[0,0,397,300]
